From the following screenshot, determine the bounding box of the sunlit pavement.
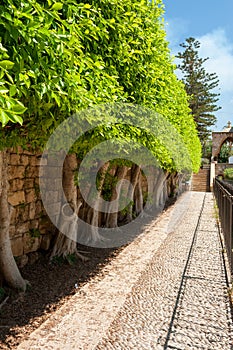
[18,192,233,350]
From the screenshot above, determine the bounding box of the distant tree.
[176,37,221,145]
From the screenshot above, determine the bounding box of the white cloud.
[198,29,233,93]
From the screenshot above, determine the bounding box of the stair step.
[191,167,210,192]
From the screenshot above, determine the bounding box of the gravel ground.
[17,192,233,349]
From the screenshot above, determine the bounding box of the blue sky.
[163,0,233,131]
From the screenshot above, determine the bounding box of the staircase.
[191,165,210,192]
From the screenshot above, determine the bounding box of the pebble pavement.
[17,192,233,350]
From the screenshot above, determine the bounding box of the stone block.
[39,156,47,166]
[24,178,35,189]
[35,201,43,217]
[29,156,41,167]
[20,155,29,166]
[25,189,37,203]
[10,153,21,165]
[10,207,17,224]
[16,221,30,235]
[11,236,24,257]
[23,233,41,254]
[8,191,25,206]
[9,178,24,192]
[39,216,54,234]
[8,165,25,180]
[16,204,30,223]
[29,202,36,220]
[29,220,39,230]
[25,166,39,178]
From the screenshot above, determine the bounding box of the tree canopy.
[176,37,221,146]
[0,0,201,171]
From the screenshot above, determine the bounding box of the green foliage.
[66,253,77,265]
[218,142,233,163]
[0,0,201,172]
[29,228,41,238]
[176,37,221,145]
[224,168,233,180]
[0,44,26,126]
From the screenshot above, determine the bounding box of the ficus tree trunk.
[0,150,27,291]
[153,169,168,208]
[88,162,110,243]
[125,164,141,223]
[135,172,144,216]
[105,165,128,228]
[51,154,86,260]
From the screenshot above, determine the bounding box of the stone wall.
[6,148,185,263]
[7,148,55,259]
[215,163,233,177]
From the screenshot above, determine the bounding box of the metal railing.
[213,178,233,274]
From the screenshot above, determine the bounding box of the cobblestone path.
[18,192,233,350]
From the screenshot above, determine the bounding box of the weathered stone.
[10,207,17,224]
[25,189,36,203]
[10,153,21,165]
[29,220,39,230]
[11,236,24,256]
[34,201,42,217]
[8,191,25,206]
[20,154,29,166]
[16,204,30,223]
[29,202,36,220]
[24,178,35,189]
[39,217,54,234]
[39,156,48,166]
[16,221,30,235]
[9,178,24,192]
[25,166,39,178]
[29,156,41,167]
[8,165,25,180]
[23,233,41,254]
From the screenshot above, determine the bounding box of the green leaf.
[9,85,17,97]
[0,87,9,94]
[0,110,9,126]
[11,102,27,114]
[0,60,14,70]
[51,3,63,11]
[8,113,23,125]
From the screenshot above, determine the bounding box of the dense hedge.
[0,0,201,172]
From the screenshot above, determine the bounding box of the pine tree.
[177,37,221,145]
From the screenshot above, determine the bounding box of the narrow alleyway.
[18,192,233,350]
